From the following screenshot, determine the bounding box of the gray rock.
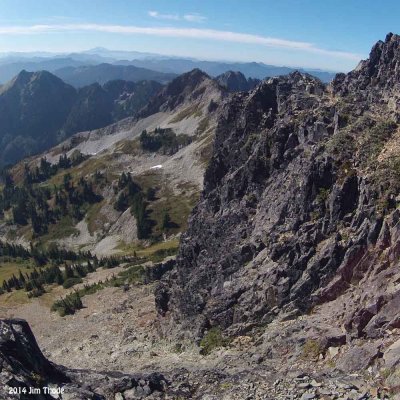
[301,394,316,400]
[336,343,382,373]
[383,338,400,368]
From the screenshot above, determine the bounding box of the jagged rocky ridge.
[137,68,224,118]
[215,71,260,92]
[157,32,400,349]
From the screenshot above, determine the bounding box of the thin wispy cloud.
[149,10,207,23]
[0,23,361,60]
[183,14,207,23]
[148,11,179,21]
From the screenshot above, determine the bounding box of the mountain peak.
[173,68,210,87]
[333,33,400,96]
[10,69,33,86]
[137,68,220,118]
[215,70,260,92]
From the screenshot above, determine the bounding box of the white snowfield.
[150,165,163,170]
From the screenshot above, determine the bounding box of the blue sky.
[0,0,398,71]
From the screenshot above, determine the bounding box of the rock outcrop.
[157,33,400,353]
[0,319,170,400]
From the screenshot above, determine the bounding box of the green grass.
[0,289,30,306]
[40,216,79,242]
[302,339,322,360]
[0,260,32,282]
[359,121,397,168]
[51,263,148,315]
[85,201,106,235]
[170,104,203,123]
[117,238,179,260]
[46,154,115,187]
[114,138,141,155]
[148,189,198,237]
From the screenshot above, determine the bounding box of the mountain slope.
[0,70,76,165]
[0,71,163,165]
[54,63,177,87]
[1,69,227,255]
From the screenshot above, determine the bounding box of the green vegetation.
[114,139,141,155]
[117,238,179,262]
[0,153,102,238]
[326,130,356,157]
[113,172,151,239]
[200,327,230,355]
[133,172,199,239]
[358,121,400,214]
[359,121,397,168]
[85,201,106,235]
[0,241,126,300]
[316,187,330,204]
[62,277,83,289]
[51,262,147,316]
[0,261,31,283]
[113,170,198,241]
[301,339,322,360]
[51,291,83,316]
[140,128,192,155]
[111,264,145,286]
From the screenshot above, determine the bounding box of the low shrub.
[200,327,230,355]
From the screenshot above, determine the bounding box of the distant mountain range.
[54,64,177,87]
[0,48,338,86]
[124,58,336,83]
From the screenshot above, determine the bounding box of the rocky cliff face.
[157,33,400,349]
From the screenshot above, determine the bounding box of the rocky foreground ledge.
[1,318,399,399]
[0,319,170,400]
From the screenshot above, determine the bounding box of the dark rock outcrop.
[156,34,400,343]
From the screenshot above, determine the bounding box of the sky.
[0,0,398,71]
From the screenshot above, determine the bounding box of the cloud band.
[0,23,361,60]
